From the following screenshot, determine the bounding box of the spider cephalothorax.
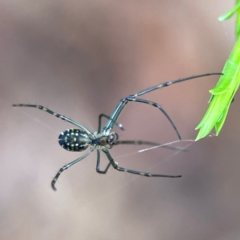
[13,72,222,191]
[94,132,119,149]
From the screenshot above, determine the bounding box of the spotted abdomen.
[58,129,91,151]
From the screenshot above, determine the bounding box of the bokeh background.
[1,0,240,240]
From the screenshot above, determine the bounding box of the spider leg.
[103,97,181,139]
[115,140,188,152]
[51,148,94,191]
[127,97,181,139]
[103,73,222,133]
[98,113,124,133]
[13,104,94,138]
[102,149,181,178]
[134,73,222,97]
[102,97,180,138]
[96,150,111,174]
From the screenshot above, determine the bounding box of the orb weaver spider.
[13,73,221,190]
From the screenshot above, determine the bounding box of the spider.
[13,72,221,190]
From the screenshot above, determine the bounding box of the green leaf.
[195,36,240,141]
[218,2,240,21]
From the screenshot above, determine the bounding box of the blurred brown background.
[1,0,240,240]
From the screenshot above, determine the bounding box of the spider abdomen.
[58,129,91,152]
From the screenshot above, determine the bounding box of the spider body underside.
[13,72,221,191]
[58,128,119,151]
